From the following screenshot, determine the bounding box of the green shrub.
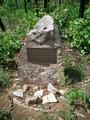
[66,111,76,120]
[86,55,90,61]
[0,10,38,65]
[66,6,90,55]
[0,32,21,65]
[0,68,11,89]
[51,6,69,39]
[63,56,85,85]
[51,3,90,55]
[67,18,90,55]
[65,89,90,106]
[40,112,53,120]
[0,109,12,120]
[51,4,79,38]
[64,63,84,84]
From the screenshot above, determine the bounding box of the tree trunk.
[27,0,32,10]
[59,0,62,4]
[44,0,50,11]
[35,0,38,5]
[0,0,4,4]
[0,18,5,32]
[79,0,85,18]
[24,0,28,13]
[85,0,89,4]
[44,0,48,9]
[27,0,30,2]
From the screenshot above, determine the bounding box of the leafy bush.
[51,4,79,38]
[56,55,85,86]
[0,32,21,65]
[63,56,85,85]
[40,112,53,120]
[67,17,90,55]
[65,6,90,55]
[0,10,38,65]
[51,3,90,55]
[0,109,12,120]
[86,55,90,61]
[66,111,76,120]
[65,89,90,106]
[0,68,11,89]
[64,63,84,84]
[51,6,69,38]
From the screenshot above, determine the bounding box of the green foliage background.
[51,3,90,55]
[0,6,38,65]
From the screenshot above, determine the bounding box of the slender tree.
[24,0,28,13]
[59,0,62,4]
[35,0,38,4]
[0,18,5,32]
[44,0,50,12]
[79,0,85,18]
[44,0,48,9]
[0,0,4,4]
[26,0,32,10]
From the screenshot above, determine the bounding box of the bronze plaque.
[27,48,57,64]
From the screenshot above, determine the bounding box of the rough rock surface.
[47,83,58,93]
[26,15,61,46]
[42,93,57,104]
[18,15,61,84]
[13,89,24,98]
[23,85,30,92]
[34,90,44,98]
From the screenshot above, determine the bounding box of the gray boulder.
[26,15,61,46]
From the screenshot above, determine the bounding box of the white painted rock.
[33,86,39,91]
[47,83,57,94]
[23,85,29,92]
[14,78,21,81]
[34,90,43,98]
[59,96,66,100]
[42,93,57,104]
[57,96,67,103]
[13,98,22,106]
[59,89,67,95]
[12,89,24,98]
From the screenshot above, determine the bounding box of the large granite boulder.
[26,15,61,47]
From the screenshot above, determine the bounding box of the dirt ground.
[0,43,90,120]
